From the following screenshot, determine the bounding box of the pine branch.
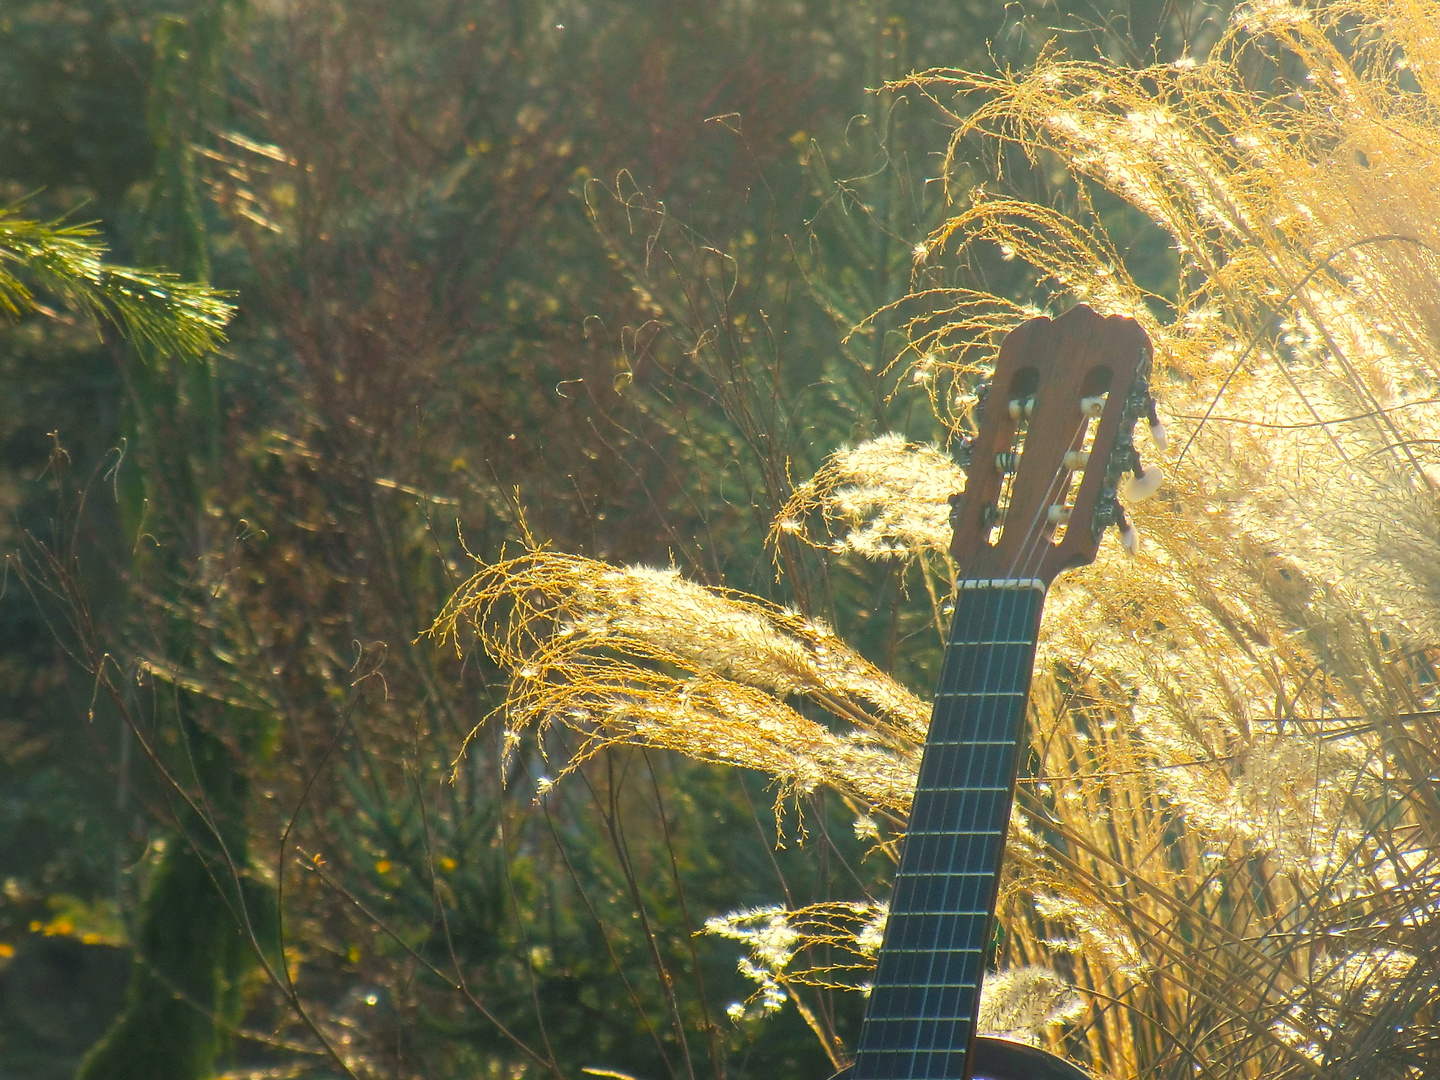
[0,207,234,361]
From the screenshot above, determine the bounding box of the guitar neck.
[852,579,1047,1080]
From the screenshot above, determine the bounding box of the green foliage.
[1,9,243,1080]
[0,209,232,361]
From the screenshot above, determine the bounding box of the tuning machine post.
[956,435,976,469]
[973,380,991,415]
[1117,505,1139,556]
[1127,389,1169,499]
[947,491,964,531]
[1093,350,1163,554]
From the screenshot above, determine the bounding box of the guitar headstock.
[948,304,1159,585]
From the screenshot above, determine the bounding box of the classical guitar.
[832,304,1161,1080]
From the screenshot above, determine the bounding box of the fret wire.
[937,638,1038,646]
[858,593,961,1077]
[872,945,992,952]
[932,694,1029,702]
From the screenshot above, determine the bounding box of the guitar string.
[911,583,1029,1077]
[876,449,1072,1076]
[860,327,1136,1076]
[914,333,1137,1072]
[905,577,996,1074]
[908,446,1071,1075]
[915,340,1122,1072]
[860,417,1076,1074]
[856,591,982,1073]
[911,346,1129,1071]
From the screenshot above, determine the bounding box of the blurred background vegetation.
[0,0,1250,1078]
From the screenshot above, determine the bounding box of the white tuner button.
[1119,521,1140,557]
[1149,419,1169,452]
[1063,450,1090,470]
[1080,395,1107,417]
[1122,464,1164,502]
[1047,505,1072,526]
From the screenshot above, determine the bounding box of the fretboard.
[852,579,1046,1080]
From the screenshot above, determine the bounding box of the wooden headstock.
[948,304,1155,585]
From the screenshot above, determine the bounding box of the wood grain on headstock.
[948,304,1151,585]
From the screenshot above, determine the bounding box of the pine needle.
[0,207,234,361]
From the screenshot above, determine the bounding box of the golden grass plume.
[430,550,925,809]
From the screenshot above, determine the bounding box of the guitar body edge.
[828,1034,1094,1080]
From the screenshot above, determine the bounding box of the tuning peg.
[1116,506,1140,557]
[1008,396,1036,421]
[994,451,1020,473]
[1047,505,1071,526]
[1092,484,1119,532]
[1063,450,1090,471]
[1080,394,1107,418]
[947,491,964,529]
[1121,463,1164,502]
[1146,397,1168,451]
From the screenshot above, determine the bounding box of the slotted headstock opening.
[1047,365,1112,546]
[948,306,1153,585]
[987,365,1040,546]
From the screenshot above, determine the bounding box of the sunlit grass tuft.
[430,549,926,809]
